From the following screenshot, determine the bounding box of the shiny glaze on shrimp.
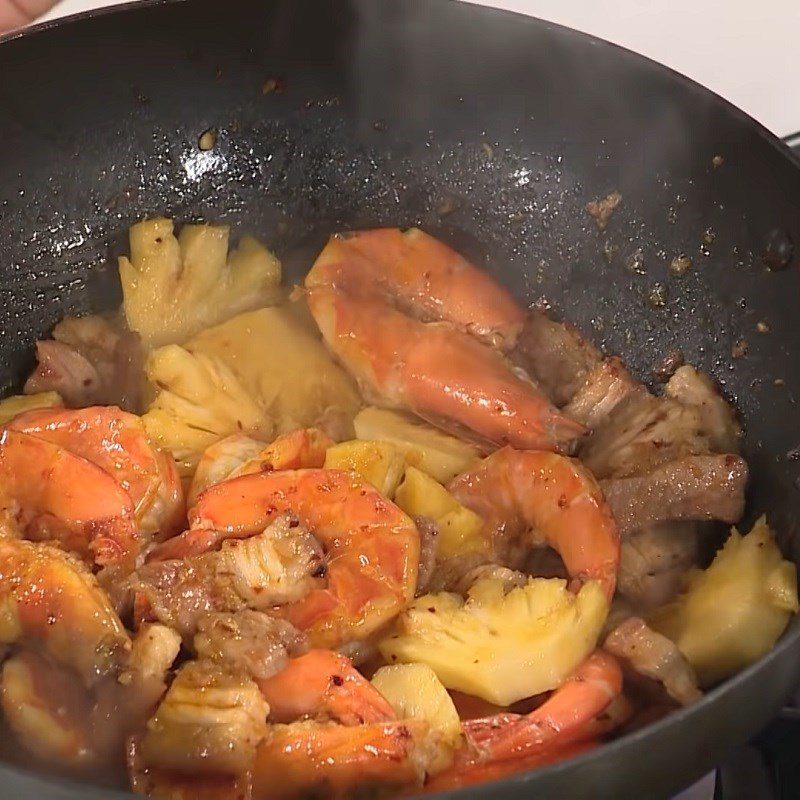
[9,406,184,541]
[188,427,333,509]
[156,469,419,647]
[0,538,130,685]
[305,229,584,453]
[256,649,394,725]
[449,447,620,600]
[426,651,622,791]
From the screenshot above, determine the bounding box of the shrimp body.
[305,231,584,453]
[9,406,184,541]
[0,430,138,566]
[450,447,620,600]
[0,538,130,685]
[306,228,525,347]
[256,649,394,725]
[176,469,419,647]
[427,651,622,791]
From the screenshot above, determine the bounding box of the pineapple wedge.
[143,304,361,475]
[379,576,608,706]
[0,392,62,425]
[353,407,481,483]
[119,218,283,348]
[371,663,461,773]
[324,440,405,498]
[395,466,487,558]
[650,516,798,686]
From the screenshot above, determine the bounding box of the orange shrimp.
[0,538,130,686]
[0,429,138,565]
[449,447,620,600]
[157,469,419,647]
[256,649,394,725]
[305,231,584,453]
[188,427,333,509]
[252,719,429,800]
[307,228,526,348]
[8,406,184,541]
[426,651,622,792]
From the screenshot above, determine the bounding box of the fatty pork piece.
[24,314,144,411]
[605,616,701,706]
[127,516,325,638]
[194,610,308,680]
[600,455,748,537]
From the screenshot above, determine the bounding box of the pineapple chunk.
[650,516,798,686]
[324,440,405,498]
[380,577,608,706]
[119,218,283,348]
[143,304,361,475]
[371,663,461,773]
[353,407,481,483]
[0,392,62,425]
[143,346,272,475]
[395,466,487,558]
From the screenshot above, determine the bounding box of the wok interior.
[1,0,800,796]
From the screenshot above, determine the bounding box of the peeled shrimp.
[188,427,333,508]
[0,538,130,685]
[427,650,622,791]
[449,447,620,600]
[9,406,184,542]
[164,469,419,647]
[256,649,395,725]
[0,430,138,566]
[305,229,584,453]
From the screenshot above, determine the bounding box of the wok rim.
[0,0,799,796]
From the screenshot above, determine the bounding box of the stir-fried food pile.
[0,220,796,798]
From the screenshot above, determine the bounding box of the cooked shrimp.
[1,651,98,767]
[172,469,419,647]
[306,228,526,348]
[188,428,333,508]
[449,447,620,600]
[0,538,130,684]
[9,406,184,541]
[305,232,584,453]
[256,649,394,725]
[426,651,622,791]
[0,429,138,565]
[252,719,430,800]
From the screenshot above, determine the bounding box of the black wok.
[1,1,800,798]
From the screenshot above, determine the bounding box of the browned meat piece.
[605,616,702,706]
[617,522,700,608]
[512,311,602,406]
[600,454,747,537]
[562,357,640,428]
[665,366,741,453]
[25,314,143,411]
[581,392,710,480]
[586,190,622,231]
[414,515,438,595]
[194,610,308,680]
[423,552,494,594]
[452,564,528,595]
[127,517,325,638]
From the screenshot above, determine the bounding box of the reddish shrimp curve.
[304,228,584,453]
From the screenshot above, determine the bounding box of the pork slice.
[617,522,700,608]
[605,616,702,706]
[665,366,741,454]
[600,454,747,537]
[562,356,640,428]
[581,391,710,480]
[512,311,602,406]
[194,610,308,680]
[25,314,144,411]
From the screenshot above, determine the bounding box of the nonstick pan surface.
[1,1,800,798]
